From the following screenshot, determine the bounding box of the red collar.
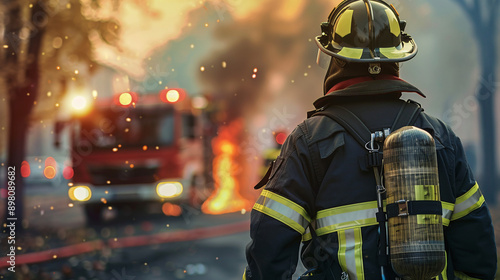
[327,75,403,95]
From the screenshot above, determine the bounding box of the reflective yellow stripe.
[379,47,406,59]
[308,199,452,238]
[303,226,312,241]
[442,202,454,226]
[353,228,364,279]
[253,190,311,234]
[315,201,379,236]
[385,9,401,36]
[338,228,364,280]
[242,269,246,280]
[338,230,347,274]
[451,183,484,221]
[338,47,363,59]
[454,271,482,280]
[441,251,448,280]
[336,9,353,37]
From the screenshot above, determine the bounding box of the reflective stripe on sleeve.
[451,183,485,221]
[253,190,311,234]
[315,201,379,236]
[441,202,454,227]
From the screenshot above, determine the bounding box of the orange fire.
[202,120,253,215]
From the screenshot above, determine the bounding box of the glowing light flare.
[275,132,287,145]
[68,186,92,201]
[159,88,186,103]
[63,166,74,180]
[71,96,90,114]
[156,182,183,198]
[114,92,138,107]
[21,161,31,177]
[44,166,56,179]
[202,121,252,215]
[44,157,57,179]
[162,202,182,216]
[119,92,133,106]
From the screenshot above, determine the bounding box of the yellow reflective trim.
[456,183,479,204]
[338,228,364,280]
[441,251,448,280]
[354,228,364,279]
[316,218,377,236]
[379,47,406,59]
[253,190,310,234]
[242,269,246,280]
[253,203,306,234]
[261,190,311,222]
[315,201,378,236]
[317,201,378,219]
[452,183,485,221]
[385,9,400,36]
[302,226,312,241]
[454,271,482,280]
[338,47,363,59]
[442,202,454,227]
[336,9,353,37]
[338,230,348,273]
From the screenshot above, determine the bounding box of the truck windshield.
[76,107,175,149]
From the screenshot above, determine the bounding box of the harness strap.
[386,200,443,218]
[310,100,423,271]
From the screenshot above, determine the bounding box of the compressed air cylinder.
[383,126,445,280]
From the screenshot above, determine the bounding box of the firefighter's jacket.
[244,78,497,280]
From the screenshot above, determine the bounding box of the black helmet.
[315,0,417,68]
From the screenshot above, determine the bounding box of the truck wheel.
[84,204,103,225]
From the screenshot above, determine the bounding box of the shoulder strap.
[312,100,423,148]
[312,105,371,148]
[390,100,423,132]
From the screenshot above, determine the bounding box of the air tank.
[383,126,445,279]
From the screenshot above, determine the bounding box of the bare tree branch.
[455,0,482,28]
[487,0,500,28]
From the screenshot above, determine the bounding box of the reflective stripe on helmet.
[253,190,311,234]
[379,46,407,59]
[337,47,364,59]
[451,183,485,221]
[385,8,401,36]
[336,9,354,37]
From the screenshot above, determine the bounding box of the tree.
[452,0,500,205]
[0,0,118,227]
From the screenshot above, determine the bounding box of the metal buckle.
[397,200,409,217]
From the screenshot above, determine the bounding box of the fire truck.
[56,89,211,223]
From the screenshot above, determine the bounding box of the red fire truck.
[57,89,210,223]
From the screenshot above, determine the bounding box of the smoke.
[197,0,330,124]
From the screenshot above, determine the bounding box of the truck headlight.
[69,186,92,201]
[156,182,183,198]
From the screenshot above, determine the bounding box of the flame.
[202,120,253,215]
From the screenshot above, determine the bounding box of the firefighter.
[244,1,497,279]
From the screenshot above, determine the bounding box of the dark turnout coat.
[244,78,497,280]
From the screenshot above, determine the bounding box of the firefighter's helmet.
[315,0,417,68]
